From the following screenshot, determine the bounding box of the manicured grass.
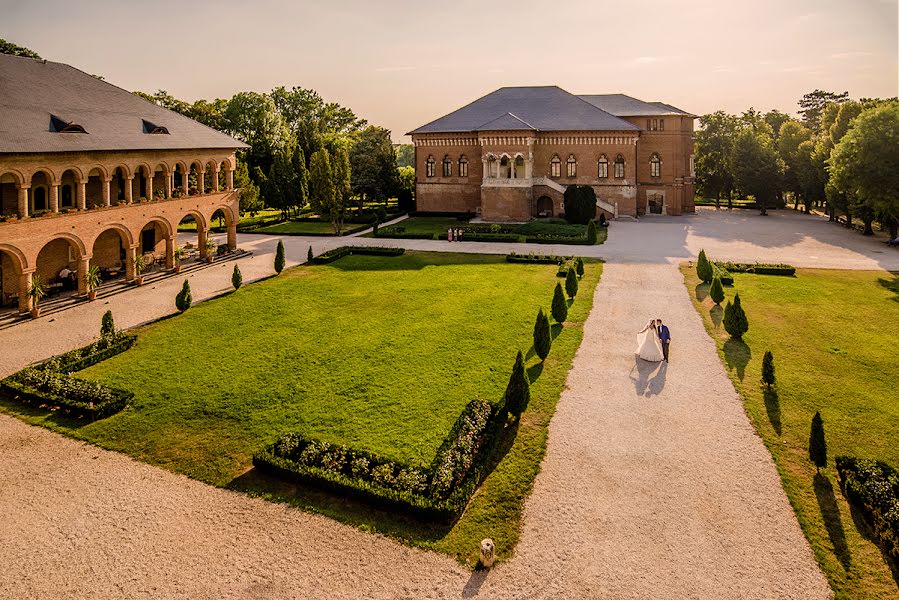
[254,219,366,236]
[368,216,608,244]
[682,265,899,599]
[178,208,282,232]
[2,252,600,566]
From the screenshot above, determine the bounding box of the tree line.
[695,90,899,237]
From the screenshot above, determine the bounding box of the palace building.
[408,86,695,221]
[0,53,246,315]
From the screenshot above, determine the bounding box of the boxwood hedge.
[835,456,899,564]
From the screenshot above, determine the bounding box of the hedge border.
[714,261,797,277]
[835,456,899,565]
[310,246,405,265]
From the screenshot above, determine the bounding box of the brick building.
[0,54,246,314]
[409,86,695,221]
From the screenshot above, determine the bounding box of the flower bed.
[254,398,503,520]
[310,246,405,264]
[714,261,797,277]
[35,333,137,374]
[835,456,899,564]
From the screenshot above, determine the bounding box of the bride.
[636,319,664,362]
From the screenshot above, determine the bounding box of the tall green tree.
[262,139,300,217]
[290,144,309,214]
[764,110,793,142]
[331,144,353,215]
[395,144,415,168]
[503,350,531,417]
[798,89,849,133]
[731,127,784,215]
[695,111,739,208]
[776,121,813,210]
[234,159,263,213]
[350,126,400,204]
[309,149,346,232]
[0,38,41,59]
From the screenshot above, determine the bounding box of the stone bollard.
[479,538,495,568]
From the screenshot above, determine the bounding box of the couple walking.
[636,319,671,363]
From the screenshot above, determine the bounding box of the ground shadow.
[695,282,710,301]
[646,362,667,396]
[722,338,751,381]
[462,570,488,598]
[550,323,563,341]
[0,395,96,430]
[709,305,724,329]
[526,362,543,383]
[814,472,852,571]
[630,357,663,397]
[845,494,899,586]
[763,388,781,435]
[877,273,899,303]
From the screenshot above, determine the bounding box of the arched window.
[458,155,469,177]
[550,155,561,178]
[442,155,452,177]
[597,155,609,179]
[566,155,577,178]
[33,186,47,211]
[650,153,661,178]
[614,155,625,179]
[61,184,74,208]
[425,156,436,178]
[514,155,525,179]
[486,155,497,178]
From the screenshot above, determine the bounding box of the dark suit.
[657,325,671,362]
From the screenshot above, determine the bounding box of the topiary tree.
[723,293,749,338]
[562,185,597,224]
[809,411,827,473]
[274,240,285,273]
[565,267,579,299]
[231,264,242,290]
[551,282,568,324]
[503,350,531,417]
[697,249,713,283]
[307,246,313,262]
[587,220,598,245]
[576,257,585,278]
[397,188,415,213]
[533,308,552,361]
[175,280,192,312]
[100,310,115,338]
[709,276,725,305]
[372,222,379,236]
[762,350,776,388]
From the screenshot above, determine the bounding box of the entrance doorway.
[648,193,664,215]
[142,228,156,254]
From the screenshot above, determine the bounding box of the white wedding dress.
[636,327,664,362]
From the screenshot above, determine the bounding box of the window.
[597,155,609,178]
[550,155,561,178]
[61,184,73,208]
[566,155,577,178]
[486,155,497,178]
[458,156,468,177]
[646,118,652,130]
[659,119,665,131]
[652,118,658,131]
[425,156,436,178]
[442,155,452,177]
[650,153,661,177]
[614,155,625,178]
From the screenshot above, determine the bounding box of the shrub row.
[35,333,136,374]
[714,261,796,276]
[254,398,500,520]
[712,263,734,286]
[310,246,405,264]
[374,226,436,240]
[438,232,521,243]
[524,235,591,245]
[506,253,572,265]
[835,456,899,565]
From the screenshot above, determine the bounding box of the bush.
[551,282,568,324]
[533,308,552,361]
[587,220,597,245]
[835,456,899,565]
[697,249,713,283]
[175,280,192,313]
[506,253,569,265]
[761,350,775,387]
[35,333,136,374]
[712,263,734,286]
[709,276,725,305]
[307,246,313,262]
[723,293,749,338]
[576,257,585,278]
[101,310,115,338]
[563,185,597,224]
[565,267,579,299]
[274,240,285,273]
[397,189,415,213]
[310,246,405,264]
[231,265,242,290]
[376,207,387,222]
[502,350,530,417]
[809,411,827,472]
[714,261,796,276]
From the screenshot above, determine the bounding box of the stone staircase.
[532,177,619,218]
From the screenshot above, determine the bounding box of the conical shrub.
[533,308,552,361]
[175,280,192,312]
[503,350,530,416]
[587,220,597,245]
[307,246,314,262]
[100,310,115,338]
[551,282,568,324]
[723,293,749,338]
[275,240,286,273]
[231,264,243,290]
[709,276,725,305]
[697,249,713,283]
[565,267,578,299]
[576,257,585,278]
[762,350,776,388]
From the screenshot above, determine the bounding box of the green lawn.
[682,266,899,599]
[368,216,608,244]
[178,208,282,232]
[3,251,600,565]
[254,219,365,236]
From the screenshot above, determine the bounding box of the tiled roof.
[0,54,247,154]
[578,94,693,117]
[409,86,639,134]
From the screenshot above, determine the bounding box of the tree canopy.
[0,38,41,59]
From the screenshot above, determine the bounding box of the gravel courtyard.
[1,208,883,597]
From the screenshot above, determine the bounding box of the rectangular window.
[567,161,576,178]
[442,161,451,177]
[598,162,608,178]
[652,119,658,131]
[426,161,435,178]
[614,162,625,178]
[646,119,652,130]
[659,119,665,131]
[459,160,468,177]
[551,161,561,178]
[650,161,661,177]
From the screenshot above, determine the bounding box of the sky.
[2,0,897,141]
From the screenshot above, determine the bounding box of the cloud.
[831,51,873,59]
[374,66,416,72]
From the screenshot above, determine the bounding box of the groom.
[657,319,671,362]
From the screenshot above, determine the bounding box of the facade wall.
[481,185,532,221]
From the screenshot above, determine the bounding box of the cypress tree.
[576,257,585,278]
[761,350,776,388]
[231,264,243,290]
[274,240,286,273]
[551,282,568,324]
[709,276,725,305]
[587,220,598,245]
[503,350,530,416]
[100,310,115,338]
[533,308,552,361]
[697,249,713,283]
[723,293,749,338]
[565,267,579,299]
[175,280,192,312]
[809,411,827,473]
[307,246,313,263]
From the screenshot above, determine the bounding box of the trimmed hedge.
[254,398,501,520]
[34,333,137,374]
[524,235,591,245]
[375,226,436,240]
[714,261,796,277]
[712,263,734,286]
[309,246,405,264]
[505,253,572,265]
[439,233,520,243]
[835,456,899,564]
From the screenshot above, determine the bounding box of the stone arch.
[205,160,219,193]
[0,243,28,271]
[499,155,512,179]
[88,223,134,252]
[86,164,109,181]
[29,167,58,185]
[533,196,554,218]
[110,163,132,180]
[33,233,87,292]
[58,165,85,182]
[89,225,133,275]
[177,209,208,232]
[0,168,26,187]
[0,244,28,311]
[219,156,234,171]
[207,204,236,228]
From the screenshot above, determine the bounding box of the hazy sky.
[2,0,897,141]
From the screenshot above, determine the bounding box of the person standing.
[656,318,671,362]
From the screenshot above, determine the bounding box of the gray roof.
[578,94,694,117]
[408,86,639,135]
[0,53,247,154]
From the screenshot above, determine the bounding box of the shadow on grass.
[763,388,781,435]
[723,337,751,381]
[526,362,543,383]
[550,323,563,340]
[877,274,899,303]
[845,493,899,587]
[695,282,710,301]
[814,472,852,571]
[710,305,724,329]
[328,252,508,272]
[0,395,96,430]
